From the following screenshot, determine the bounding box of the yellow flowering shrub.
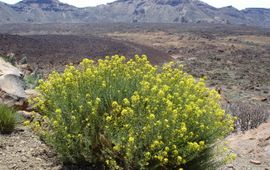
[33,55,234,169]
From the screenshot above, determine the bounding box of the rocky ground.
[0,122,269,170]
[0,33,170,73]
[0,126,61,170]
[224,121,270,170]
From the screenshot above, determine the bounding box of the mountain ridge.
[0,0,269,27]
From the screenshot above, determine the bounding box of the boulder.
[0,58,26,107]
[0,58,23,77]
[0,74,26,98]
[17,110,34,120]
[18,64,33,75]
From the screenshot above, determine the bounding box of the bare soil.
[0,126,61,170]
[223,121,270,170]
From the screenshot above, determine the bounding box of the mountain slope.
[0,2,23,23]
[0,0,269,27]
[10,0,82,23]
[243,8,270,28]
[91,0,219,23]
[86,0,270,27]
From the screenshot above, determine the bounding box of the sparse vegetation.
[225,101,269,132]
[19,56,28,65]
[32,55,234,169]
[4,54,17,65]
[24,71,42,89]
[0,104,17,134]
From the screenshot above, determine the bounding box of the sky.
[1,0,270,9]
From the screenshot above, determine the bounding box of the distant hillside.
[0,0,269,27]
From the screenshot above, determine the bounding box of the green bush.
[0,104,17,134]
[33,55,234,169]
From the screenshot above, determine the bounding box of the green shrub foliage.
[33,55,234,169]
[0,104,16,134]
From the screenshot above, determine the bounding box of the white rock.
[0,74,26,98]
[0,58,27,108]
[250,159,262,165]
[0,58,22,77]
[17,111,33,120]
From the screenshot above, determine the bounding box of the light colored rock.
[0,89,22,106]
[227,164,235,169]
[18,64,33,75]
[265,145,270,156]
[25,89,39,98]
[0,58,22,77]
[250,160,262,165]
[0,58,27,108]
[17,111,33,120]
[0,74,26,98]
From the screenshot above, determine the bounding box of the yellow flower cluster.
[32,55,234,169]
[101,56,233,169]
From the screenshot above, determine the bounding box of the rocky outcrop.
[0,74,26,98]
[0,58,23,77]
[0,58,26,106]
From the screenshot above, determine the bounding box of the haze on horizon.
[1,0,270,10]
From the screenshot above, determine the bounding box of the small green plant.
[4,54,17,65]
[24,71,42,89]
[19,56,28,65]
[0,104,17,134]
[32,55,234,169]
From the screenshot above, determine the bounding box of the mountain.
[0,2,22,23]
[0,0,269,27]
[9,0,82,23]
[242,8,270,28]
[91,0,221,23]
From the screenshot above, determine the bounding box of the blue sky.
[1,0,270,9]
